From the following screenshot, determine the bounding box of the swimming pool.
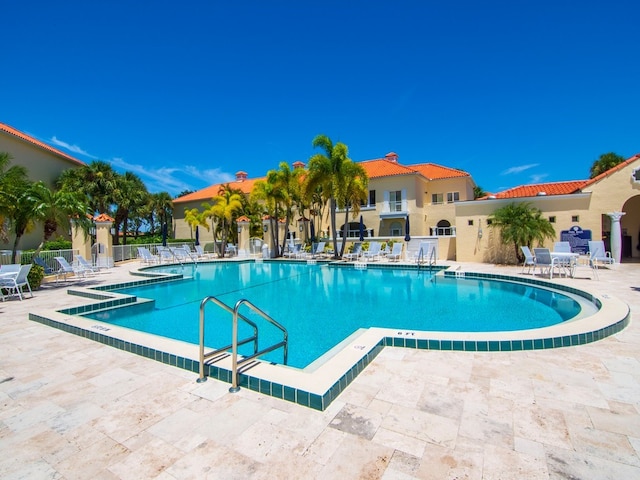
[83,262,594,369]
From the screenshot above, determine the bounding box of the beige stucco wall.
[455,157,640,263]
[0,131,85,251]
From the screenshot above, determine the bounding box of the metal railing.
[197,296,259,383]
[229,299,288,392]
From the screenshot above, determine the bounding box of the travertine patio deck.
[1,260,639,479]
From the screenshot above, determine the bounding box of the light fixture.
[299,225,303,232]
[263,225,268,232]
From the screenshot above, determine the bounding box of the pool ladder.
[416,246,436,272]
[197,296,288,392]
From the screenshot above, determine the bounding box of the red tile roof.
[484,181,589,199]
[359,158,418,179]
[0,122,86,167]
[174,177,263,203]
[482,153,640,200]
[94,213,115,222]
[410,163,470,180]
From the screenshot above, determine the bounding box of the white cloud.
[501,164,539,175]
[528,173,549,184]
[50,136,98,159]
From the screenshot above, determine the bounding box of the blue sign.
[560,226,591,255]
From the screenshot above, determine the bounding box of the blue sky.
[2,1,639,196]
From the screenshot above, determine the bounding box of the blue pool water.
[85,262,585,369]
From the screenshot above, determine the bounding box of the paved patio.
[1,260,639,479]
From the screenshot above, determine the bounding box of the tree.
[271,162,304,256]
[589,152,626,178]
[28,181,92,257]
[337,161,368,257]
[305,134,352,256]
[488,202,555,263]
[0,152,29,243]
[113,172,148,245]
[252,174,283,256]
[184,207,209,240]
[473,186,487,199]
[202,185,243,257]
[148,192,174,235]
[57,160,118,214]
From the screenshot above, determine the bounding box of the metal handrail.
[229,299,288,392]
[197,296,259,383]
[417,245,436,272]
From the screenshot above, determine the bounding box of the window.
[432,220,456,236]
[369,190,376,207]
[572,215,579,222]
[432,193,443,205]
[468,220,474,226]
[549,216,556,223]
[447,192,460,203]
[390,221,402,236]
[389,190,402,211]
[487,219,493,225]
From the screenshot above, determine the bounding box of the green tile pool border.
[28,264,630,411]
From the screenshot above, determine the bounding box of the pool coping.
[28,261,631,411]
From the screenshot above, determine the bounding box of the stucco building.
[0,122,86,251]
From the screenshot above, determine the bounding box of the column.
[71,224,92,261]
[236,216,250,256]
[94,214,114,268]
[607,211,626,264]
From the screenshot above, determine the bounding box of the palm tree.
[184,207,209,240]
[113,172,148,245]
[271,162,304,255]
[305,134,351,256]
[203,185,243,257]
[57,160,118,214]
[0,152,29,243]
[337,161,368,257]
[252,174,283,256]
[149,192,174,235]
[589,152,626,178]
[28,181,93,257]
[488,202,556,263]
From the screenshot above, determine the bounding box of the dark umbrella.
[404,216,411,241]
[359,215,364,241]
[195,225,200,246]
[310,220,315,242]
[162,223,168,247]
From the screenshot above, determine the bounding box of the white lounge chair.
[387,242,404,262]
[588,241,615,268]
[284,243,303,258]
[307,241,326,258]
[343,242,363,261]
[137,247,159,265]
[54,256,91,282]
[75,255,103,273]
[520,246,535,274]
[362,242,382,262]
[194,245,215,259]
[0,264,33,301]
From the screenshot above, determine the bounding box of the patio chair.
[307,241,326,258]
[588,241,615,268]
[33,256,54,274]
[362,241,382,262]
[415,241,436,265]
[0,264,33,301]
[553,241,572,253]
[75,255,104,273]
[226,243,237,256]
[137,247,159,265]
[387,243,404,262]
[54,256,91,282]
[284,243,303,258]
[520,246,535,274]
[194,245,215,259]
[533,248,561,279]
[156,246,175,263]
[343,242,363,261]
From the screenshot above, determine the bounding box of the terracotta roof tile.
[580,153,640,189]
[94,213,115,222]
[486,180,589,199]
[173,177,263,203]
[360,158,417,178]
[0,122,86,167]
[410,163,470,180]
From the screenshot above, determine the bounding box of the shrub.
[43,238,72,250]
[28,265,45,290]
